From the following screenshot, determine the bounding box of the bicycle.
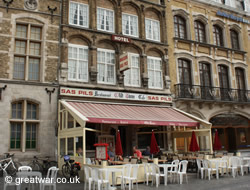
[62,155,81,179]
[28,156,58,174]
[0,153,22,176]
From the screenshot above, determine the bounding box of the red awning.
[66,101,199,127]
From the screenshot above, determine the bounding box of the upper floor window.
[178,59,191,85]
[69,2,89,28]
[194,21,206,43]
[230,29,240,50]
[10,101,39,150]
[124,53,140,87]
[147,57,163,89]
[174,15,186,39]
[68,44,88,82]
[199,62,211,87]
[97,48,116,84]
[213,25,223,46]
[122,13,138,37]
[14,24,42,81]
[97,7,114,33]
[145,18,160,41]
[235,68,246,90]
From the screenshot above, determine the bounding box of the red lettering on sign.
[120,56,128,62]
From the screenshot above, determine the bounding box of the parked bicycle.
[28,156,57,174]
[0,153,22,176]
[62,155,81,179]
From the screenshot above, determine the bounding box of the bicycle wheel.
[29,161,43,172]
[62,164,71,179]
[6,162,18,176]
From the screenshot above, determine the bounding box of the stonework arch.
[68,34,91,47]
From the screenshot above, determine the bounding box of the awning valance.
[61,101,200,127]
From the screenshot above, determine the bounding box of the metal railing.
[174,84,250,103]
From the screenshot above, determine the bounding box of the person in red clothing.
[133,146,143,159]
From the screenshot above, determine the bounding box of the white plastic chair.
[196,159,204,179]
[143,163,152,185]
[228,157,239,178]
[84,166,93,190]
[177,160,188,184]
[3,170,17,190]
[219,156,229,176]
[203,160,219,180]
[116,164,131,189]
[41,166,59,190]
[237,157,248,176]
[150,163,165,187]
[123,164,139,190]
[18,166,32,172]
[169,160,179,183]
[92,168,110,190]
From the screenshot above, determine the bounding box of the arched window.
[213,25,223,46]
[10,100,39,150]
[230,29,239,50]
[199,62,212,99]
[218,65,230,100]
[194,21,206,43]
[178,59,192,98]
[174,15,186,39]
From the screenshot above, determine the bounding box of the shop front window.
[75,137,83,156]
[60,138,66,156]
[67,137,74,156]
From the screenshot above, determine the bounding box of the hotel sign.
[60,87,172,103]
[111,35,131,43]
[119,53,130,71]
[216,11,250,24]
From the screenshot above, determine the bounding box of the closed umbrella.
[189,131,200,152]
[115,130,123,156]
[213,130,222,151]
[150,130,159,154]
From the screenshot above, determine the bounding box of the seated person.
[133,146,143,159]
[142,146,151,156]
[107,147,115,161]
[76,147,83,156]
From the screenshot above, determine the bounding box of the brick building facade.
[0,0,60,160]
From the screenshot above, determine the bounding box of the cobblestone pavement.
[1,173,250,190]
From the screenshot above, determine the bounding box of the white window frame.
[97,7,114,33]
[147,56,163,89]
[69,1,89,28]
[145,18,160,42]
[122,13,139,37]
[68,44,89,82]
[124,53,140,87]
[97,48,116,85]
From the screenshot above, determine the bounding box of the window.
[194,21,206,43]
[124,54,140,87]
[10,101,39,150]
[68,44,88,82]
[199,62,212,99]
[97,48,116,84]
[174,15,186,39]
[178,59,192,98]
[230,29,240,50]
[97,7,114,32]
[235,68,246,102]
[218,65,230,100]
[122,13,138,37]
[14,24,42,81]
[147,57,163,89]
[69,2,88,27]
[145,18,160,41]
[213,25,223,46]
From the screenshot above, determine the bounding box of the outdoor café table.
[109,161,130,165]
[16,171,42,190]
[100,167,124,187]
[208,159,228,177]
[148,159,168,163]
[158,164,175,185]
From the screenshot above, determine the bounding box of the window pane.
[14,57,25,80]
[28,58,39,81]
[97,49,115,84]
[122,14,138,37]
[10,123,22,149]
[60,138,66,156]
[29,42,41,56]
[67,137,74,156]
[26,123,37,149]
[30,27,41,40]
[124,54,140,87]
[12,102,23,119]
[147,57,162,89]
[15,41,26,54]
[75,137,83,156]
[69,2,88,27]
[27,103,37,120]
[16,25,27,38]
[145,19,160,41]
[97,8,114,32]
